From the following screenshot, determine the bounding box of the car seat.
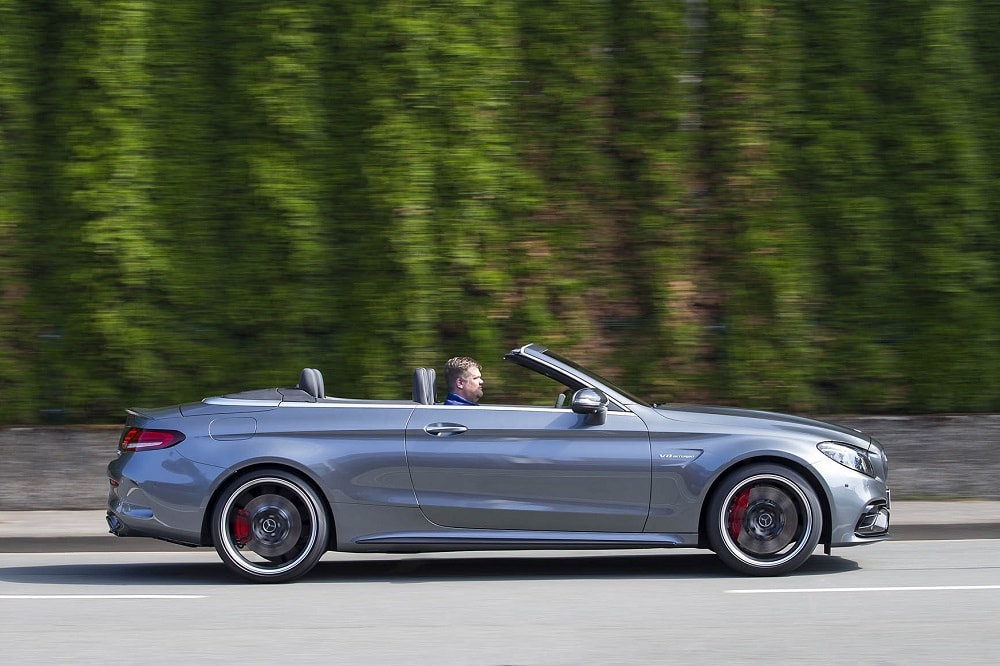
[412,368,436,405]
[297,368,325,399]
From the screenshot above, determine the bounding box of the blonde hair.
[444,357,481,391]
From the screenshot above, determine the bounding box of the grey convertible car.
[107,343,890,582]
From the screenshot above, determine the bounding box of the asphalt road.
[1,540,998,664]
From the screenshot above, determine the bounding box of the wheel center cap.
[261,517,279,534]
[757,513,774,529]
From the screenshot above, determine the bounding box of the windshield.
[541,349,652,407]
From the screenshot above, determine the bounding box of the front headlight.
[818,441,875,477]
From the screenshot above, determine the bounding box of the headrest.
[297,367,325,399]
[412,367,436,405]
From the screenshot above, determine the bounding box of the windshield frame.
[539,349,652,407]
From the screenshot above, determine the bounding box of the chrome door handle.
[424,423,468,437]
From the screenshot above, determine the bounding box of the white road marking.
[0,594,205,599]
[727,585,1000,594]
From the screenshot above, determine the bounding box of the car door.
[404,405,652,532]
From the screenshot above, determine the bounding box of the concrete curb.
[2,501,998,539]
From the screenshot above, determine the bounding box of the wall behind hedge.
[2,1,1000,423]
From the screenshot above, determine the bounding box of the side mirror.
[571,388,608,426]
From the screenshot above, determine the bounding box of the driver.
[442,357,484,405]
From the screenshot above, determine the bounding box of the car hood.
[653,403,872,448]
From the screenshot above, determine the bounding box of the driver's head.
[444,357,484,403]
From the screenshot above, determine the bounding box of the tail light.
[119,427,186,452]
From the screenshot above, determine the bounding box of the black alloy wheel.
[706,463,822,576]
[211,470,329,583]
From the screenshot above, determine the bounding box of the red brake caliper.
[233,509,251,547]
[728,488,750,541]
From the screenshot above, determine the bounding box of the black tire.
[706,463,822,576]
[211,469,330,583]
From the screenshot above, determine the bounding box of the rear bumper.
[106,449,222,546]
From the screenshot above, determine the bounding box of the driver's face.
[456,367,484,403]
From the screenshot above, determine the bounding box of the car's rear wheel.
[707,463,822,576]
[211,470,329,583]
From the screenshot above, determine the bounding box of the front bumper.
[854,494,891,537]
[829,479,891,547]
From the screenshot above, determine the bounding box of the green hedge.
[2,0,1000,423]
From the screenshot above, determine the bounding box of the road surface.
[1,539,998,664]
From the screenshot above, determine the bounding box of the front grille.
[867,444,889,481]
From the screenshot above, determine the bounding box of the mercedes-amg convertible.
[107,343,890,582]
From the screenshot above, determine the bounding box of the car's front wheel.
[707,463,822,576]
[211,470,329,583]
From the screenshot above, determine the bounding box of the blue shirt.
[443,392,478,406]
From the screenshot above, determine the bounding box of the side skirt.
[347,530,700,553]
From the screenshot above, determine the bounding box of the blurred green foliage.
[2,0,1000,423]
